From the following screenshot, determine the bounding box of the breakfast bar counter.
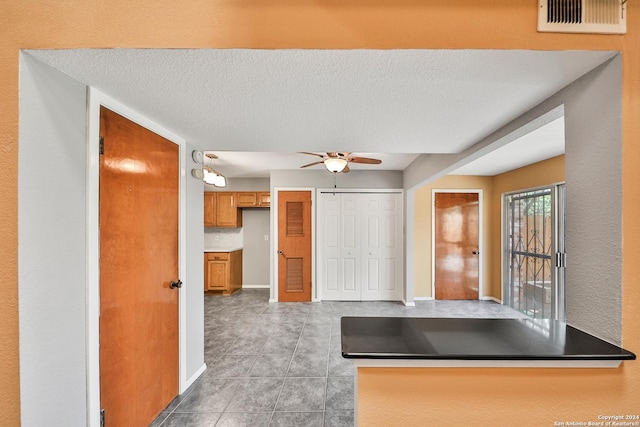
[341,317,635,368]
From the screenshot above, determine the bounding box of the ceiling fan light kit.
[300,152,382,174]
[324,158,348,173]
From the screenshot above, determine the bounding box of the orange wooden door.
[278,191,312,302]
[99,107,179,426]
[434,192,480,300]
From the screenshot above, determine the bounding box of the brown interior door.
[99,107,179,426]
[434,192,480,300]
[278,191,312,302]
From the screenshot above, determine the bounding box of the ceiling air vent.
[538,0,626,34]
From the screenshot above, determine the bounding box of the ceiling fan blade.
[300,160,325,168]
[342,164,350,173]
[299,152,326,159]
[349,157,382,164]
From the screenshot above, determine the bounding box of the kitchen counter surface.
[341,317,635,367]
[204,247,243,253]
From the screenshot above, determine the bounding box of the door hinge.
[100,409,105,427]
[99,136,104,155]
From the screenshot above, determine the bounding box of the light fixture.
[202,153,227,187]
[324,158,348,173]
[203,167,227,188]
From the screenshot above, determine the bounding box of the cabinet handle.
[170,279,183,289]
[278,250,286,257]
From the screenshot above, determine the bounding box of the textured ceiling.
[453,117,566,176]
[27,49,614,177]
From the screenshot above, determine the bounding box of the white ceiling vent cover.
[538,0,626,34]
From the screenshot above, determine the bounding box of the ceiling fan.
[299,152,382,173]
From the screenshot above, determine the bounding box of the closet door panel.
[338,193,361,300]
[320,194,343,299]
[362,193,403,301]
[319,191,402,301]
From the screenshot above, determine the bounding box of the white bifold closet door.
[318,191,403,301]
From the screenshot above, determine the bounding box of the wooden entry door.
[278,191,312,302]
[99,107,180,426]
[434,192,480,300]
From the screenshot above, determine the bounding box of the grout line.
[269,305,312,425]
[321,306,336,425]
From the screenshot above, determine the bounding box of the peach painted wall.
[413,175,493,299]
[358,366,633,426]
[413,155,565,300]
[414,156,564,301]
[1,1,639,426]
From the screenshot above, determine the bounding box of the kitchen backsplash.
[204,227,244,249]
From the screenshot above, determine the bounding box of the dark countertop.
[341,317,636,361]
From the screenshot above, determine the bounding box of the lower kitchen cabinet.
[204,250,242,296]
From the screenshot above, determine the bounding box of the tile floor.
[151,289,527,427]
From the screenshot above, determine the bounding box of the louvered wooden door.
[277,191,312,302]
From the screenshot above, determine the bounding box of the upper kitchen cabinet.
[236,191,271,208]
[204,192,243,228]
[204,192,216,227]
[257,192,271,207]
[236,192,258,207]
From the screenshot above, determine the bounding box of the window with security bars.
[504,185,565,320]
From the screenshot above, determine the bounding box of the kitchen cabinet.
[257,192,271,207]
[216,192,242,227]
[236,191,271,208]
[204,192,216,227]
[204,192,243,227]
[236,192,258,207]
[204,250,242,295]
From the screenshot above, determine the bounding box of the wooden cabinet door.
[236,192,258,207]
[216,192,241,227]
[206,259,228,290]
[258,192,271,207]
[228,250,243,294]
[204,192,216,227]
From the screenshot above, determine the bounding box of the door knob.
[170,279,183,289]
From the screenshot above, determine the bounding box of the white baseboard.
[242,284,269,289]
[269,298,277,303]
[183,363,207,393]
[481,296,502,304]
[402,300,416,307]
[413,296,435,301]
